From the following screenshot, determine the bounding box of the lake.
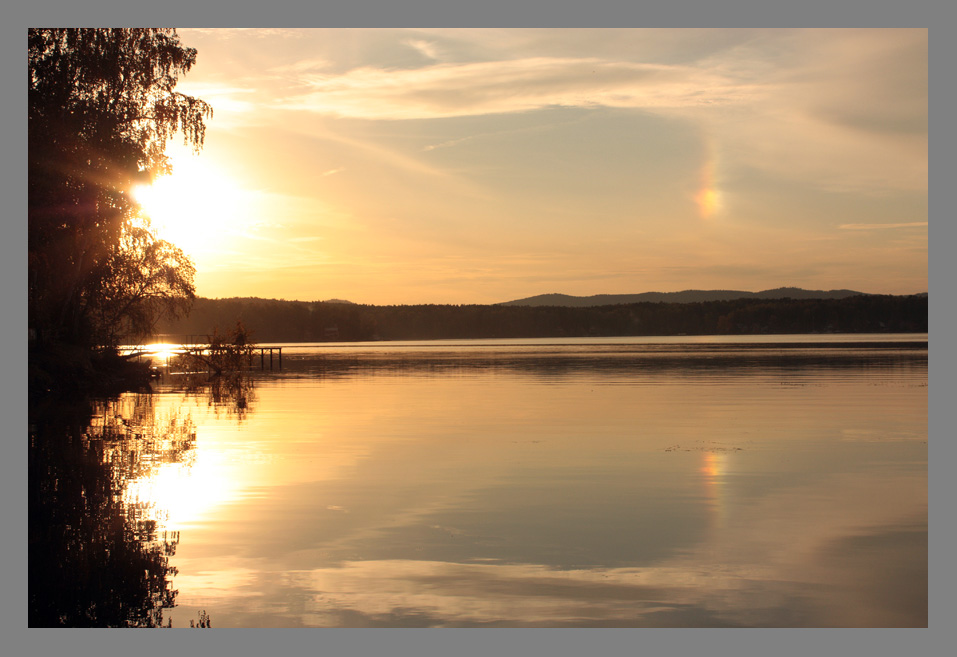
[28,334,928,627]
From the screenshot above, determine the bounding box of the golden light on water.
[700,451,730,528]
[700,451,723,478]
[122,433,245,531]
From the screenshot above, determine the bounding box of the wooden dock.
[127,343,283,371]
[256,346,281,370]
[180,345,282,369]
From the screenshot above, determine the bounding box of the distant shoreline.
[152,294,928,345]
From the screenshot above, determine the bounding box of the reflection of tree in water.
[93,394,199,502]
[169,370,258,422]
[30,396,181,626]
[29,372,257,627]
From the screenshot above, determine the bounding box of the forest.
[153,293,928,344]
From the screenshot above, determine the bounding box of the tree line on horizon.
[498,287,878,307]
[152,294,928,344]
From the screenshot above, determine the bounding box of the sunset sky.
[141,28,928,305]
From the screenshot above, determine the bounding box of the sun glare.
[142,342,183,365]
[132,155,253,259]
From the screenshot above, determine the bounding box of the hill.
[499,287,870,307]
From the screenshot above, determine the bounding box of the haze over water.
[31,335,926,627]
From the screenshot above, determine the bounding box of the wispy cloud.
[405,39,440,61]
[268,57,336,75]
[265,29,924,196]
[183,28,306,40]
[273,122,488,196]
[175,81,257,115]
[275,57,760,120]
[694,29,926,194]
[839,222,927,230]
[422,137,472,152]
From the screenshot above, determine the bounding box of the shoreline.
[29,342,155,400]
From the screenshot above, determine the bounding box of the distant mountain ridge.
[499,287,873,307]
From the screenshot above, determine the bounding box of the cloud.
[183,28,306,40]
[422,137,472,152]
[268,57,336,75]
[172,81,261,131]
[264,29,924,196]
[781,29,927,138]
[405,39,440,61]
[692,29,926,194]
[274,57,762,120]
[839,222,928,231]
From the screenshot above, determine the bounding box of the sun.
[132,154,254,259]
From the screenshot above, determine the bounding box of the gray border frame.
[4,4,948,657]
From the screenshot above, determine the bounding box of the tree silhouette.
[29,29,211,348]
[89,220,196,348]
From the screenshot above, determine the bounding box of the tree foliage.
[29,28,211,348]
[89,220,196,347]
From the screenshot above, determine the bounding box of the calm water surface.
[30,335,927,627]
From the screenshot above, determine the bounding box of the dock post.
[260,348,264,370]
[270,348,273,369]
[278,347,282,370]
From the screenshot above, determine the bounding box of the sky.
[141,28,928,305]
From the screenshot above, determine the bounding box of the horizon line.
[192,287,929,306]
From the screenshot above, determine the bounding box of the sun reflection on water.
[110,381,262,536]
[700,451,730,529]
[122,445,240,531]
